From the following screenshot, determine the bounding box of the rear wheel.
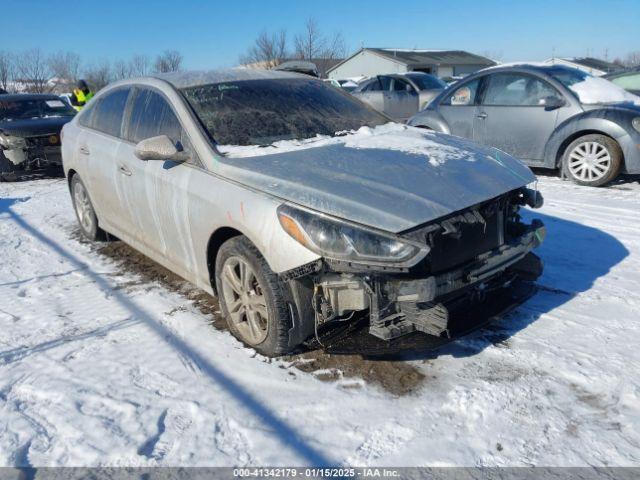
[215,236,292,357]
[70,175,106,241]
[562,134,622,187]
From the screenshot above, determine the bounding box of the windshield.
[547,66,640,105]
[180,78,389,146]
[404,73,446,91]
[0,98,76,121]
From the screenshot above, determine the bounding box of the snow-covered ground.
[1,175,639,467]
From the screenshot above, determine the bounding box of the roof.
[327,48,496,74]
[0,93,62,102]
[153,68,304,89]
[559,57,621,73]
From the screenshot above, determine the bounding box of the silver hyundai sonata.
[62,69,545,357]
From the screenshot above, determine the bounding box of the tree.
[625,51,640,67]
[154,50,183,73]
[129,54,151,77]
[112,59,132,80]
[48,51,81,92]
[240,30,288,69]
[15,49,53,93]
[84,60,112,91]
[293,18,346,76]
[0,51,14,92]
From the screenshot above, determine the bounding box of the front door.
[473,72,563,161]
[437,77,482,140]
[385,77,419,121]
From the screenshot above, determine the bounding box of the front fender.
[407,110,451,134]
[544,111,629,167]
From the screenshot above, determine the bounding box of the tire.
[70,175,106,241]
[215,236,292,357]
[561,134,623,187]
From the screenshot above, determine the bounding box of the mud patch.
[71,231,427,395]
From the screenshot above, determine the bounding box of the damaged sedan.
[61,69,545,357]
[0,94,76,181]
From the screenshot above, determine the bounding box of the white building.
[542,57,622,76]
[327,48,496,80]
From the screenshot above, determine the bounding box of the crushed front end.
[278,187,545,345]
[0,130,64,180]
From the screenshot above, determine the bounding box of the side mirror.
[541,95,565,110]
[134,135,189,162]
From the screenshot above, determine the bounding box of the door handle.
[477,112,488,119]
[79,145,90,155]
[118,165,132,176]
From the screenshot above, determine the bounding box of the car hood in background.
[215,124,536,233]
[0,116,74,138]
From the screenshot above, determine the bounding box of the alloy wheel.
[73,181,95,233]
[220,256,269,345]
[567,141,612,183]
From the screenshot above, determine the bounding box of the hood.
[216,124,535,233]
[0,116,73,138]
[581,102,640,115]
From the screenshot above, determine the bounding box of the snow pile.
[569,76,640,106]
[220,123,480,167]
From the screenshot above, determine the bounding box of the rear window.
[91,88,131,138]
[405,73,446,91]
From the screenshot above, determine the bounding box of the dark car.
[0,93,76,181]
[604,66,640,96]
[409,65,640,187]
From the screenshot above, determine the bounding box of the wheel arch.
[206,226,244,295]
[553,129,625,168]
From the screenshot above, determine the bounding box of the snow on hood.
[219,123,489,167]
[215,124,536,232]
[569,76,640,106]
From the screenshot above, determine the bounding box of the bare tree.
[154,50,183,73]
[240,30,288,68]
[293,18,346,76]
[480,50,504,62]
[84,60,112,91]
[0,51,14,92]
[129,54,151,77]
[112,59,132,80]
[15,49,53,93]
[625,51,640,67]
[48,51,81,92]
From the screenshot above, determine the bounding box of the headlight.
[633,117,640,134]
[277,204,429,268]
[0,133,25,149]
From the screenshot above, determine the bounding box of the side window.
[378,76,392,91]
[362,78,382,92]
[391,78,414,92]
[442,78,481,106]
[127,89,183,145]
[483,73,559,106]
[78,100,96,128]
[91,88,131,137]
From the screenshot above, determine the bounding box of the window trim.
[478,72,564,108]
[79,86,134,139]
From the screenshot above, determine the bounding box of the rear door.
[386,77,419,121]
[77,87,135,233]
[474,72,562,161]
[437,77,482,139]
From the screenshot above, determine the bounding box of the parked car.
[352,72,446,121]
[62,69,545,357]
[604,66,640,96]
[408,65,640,187]
[0,93,76,181]
[273,60,319,77]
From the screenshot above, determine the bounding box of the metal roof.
[368,48,496,66]
[563,57,622,73]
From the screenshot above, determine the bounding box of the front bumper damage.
[281,189,546,349]
[0,132,63,179]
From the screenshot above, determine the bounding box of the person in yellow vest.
[70,80,94,111]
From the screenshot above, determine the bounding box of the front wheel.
[215,236,293,357]
[562,134,622,187]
